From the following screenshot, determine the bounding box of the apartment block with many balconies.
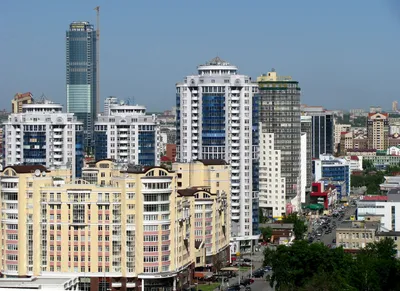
[0,159,230,291]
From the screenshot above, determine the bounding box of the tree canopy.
[264,238,400,291]
[281,213,308,240]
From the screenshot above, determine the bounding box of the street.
[217,247,274,291]
[310,204,357,247]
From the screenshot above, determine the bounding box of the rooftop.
[202,56,232,66]
[195,159,228,166]
[337,220,379,230]
[2,165,49,174]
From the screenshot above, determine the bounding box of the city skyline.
[1,0,400,112]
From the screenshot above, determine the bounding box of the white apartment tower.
[176,57,259,242]
[94,104,160,166]
[2,100,84,177]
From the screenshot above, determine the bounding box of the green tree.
[263,237,400,291]
[259,227,272,242]
[282,213,308,240]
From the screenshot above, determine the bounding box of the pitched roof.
[2,165,49,174]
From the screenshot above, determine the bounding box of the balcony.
[119,134,128,138]
[112,282,122,288]
[53,134,63,139]
[231,90,240,94]
[232,214,240,220]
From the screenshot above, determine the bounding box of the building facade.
[0,160,231,290]
[334,123,351,152]
[367,113,389,150]
[301,115,312,190]
[12,92,34,113]
[314,155,350,197]
[176,57,259,242]
[66,21,97,148]
[2,100,84,177]
[257,70,301,217]
[94,104,160,166]
[301,105,334,158]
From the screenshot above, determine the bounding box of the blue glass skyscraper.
[66,22,97,148]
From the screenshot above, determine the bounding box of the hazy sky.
[1,0,400,112]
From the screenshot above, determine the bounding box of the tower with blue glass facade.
[176,57,259,249]
[66,22,97,149]
[2,100,84,178]
[94,100,160,166]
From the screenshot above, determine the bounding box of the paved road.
[311,205,357,247]
[216,247,274,290]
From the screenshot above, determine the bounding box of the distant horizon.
[1,1,400,112]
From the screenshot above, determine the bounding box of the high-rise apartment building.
[66,21,97,148]
[94,104,160,166]
[0,159,231,290]
[301,105,334,158]
[367,113,389,150]
[2,100,84,177]
[176,57,259,245]
[257,70,301,218]
[104,96,119,116]
[301,115,312,191]
[11,92,34,113]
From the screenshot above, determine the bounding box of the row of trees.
[351,160,400,194]
[259,213,308,242]
[264,238,400,291]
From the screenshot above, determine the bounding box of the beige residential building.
[336,221,378,250]
[11,92,34,113]
[367,113,389,150]
[339,131,353,155]
[0,160,231,291]
[334,123,351,150]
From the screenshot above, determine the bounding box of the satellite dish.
[42,171,46,177]
[34,169,41,177]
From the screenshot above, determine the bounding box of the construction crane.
[94,6,100,118]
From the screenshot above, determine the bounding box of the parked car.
[243,258,252,262]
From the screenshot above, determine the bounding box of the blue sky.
[1,0,400,112]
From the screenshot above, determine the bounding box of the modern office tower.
[0,160,231,290]
[367,113,389,150]
[176,57,259,244]
[257,70,301,218]
[104,96,119,116]
[2,100,84,177]
[94,104,160,166]
[11,92,34,113]
[301,115,312,191]
[314,155,351,197]
[301,105,334,158]
[66,21,97,148]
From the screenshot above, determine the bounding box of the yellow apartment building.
[367,113,389,150]
[0,159,231,291]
